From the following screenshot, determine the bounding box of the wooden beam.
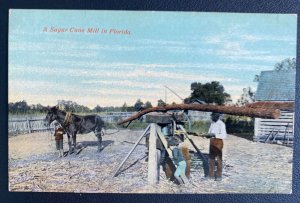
[145,113,185,124]
[117,104,281,125]
[148,124,158,184]
[155,125,173,157]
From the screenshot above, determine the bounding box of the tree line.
[8,82,235,115]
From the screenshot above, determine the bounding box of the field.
[9,129,293,193]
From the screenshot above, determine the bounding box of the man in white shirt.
[206,112,227,181]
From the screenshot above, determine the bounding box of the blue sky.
[9,10,297,108]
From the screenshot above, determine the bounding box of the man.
[206,112,227,181]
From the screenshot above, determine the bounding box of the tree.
[144,101,153,109]
[236,87,255,106]
[134,99,144,111]
[8,100,31,114]
[121,102,128,112]
[157,99,166,106]
[57,100,90,113]
[185,81,231,105]
[274,58,296,71]
[93,105,102,113]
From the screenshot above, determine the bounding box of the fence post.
[26,118,32,133]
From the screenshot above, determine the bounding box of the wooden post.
[148,124,158,184]
[26,118,31,133]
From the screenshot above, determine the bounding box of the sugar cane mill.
[113,102,282,185]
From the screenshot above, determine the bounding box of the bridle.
[63,111,73,127]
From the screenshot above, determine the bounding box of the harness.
[63,112,73,127]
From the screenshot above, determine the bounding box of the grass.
[104,120,148,130]
[184,121,210,134]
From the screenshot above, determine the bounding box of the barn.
[253,70,295,145]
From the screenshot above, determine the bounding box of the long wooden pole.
[245,101,294,111]
[112,125,150,177]
[117,104,281,125]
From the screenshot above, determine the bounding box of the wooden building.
[253,70,295,145]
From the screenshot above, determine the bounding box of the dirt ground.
[8,129,293,193]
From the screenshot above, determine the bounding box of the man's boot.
[180,174,190,185]
[175,175,184,185]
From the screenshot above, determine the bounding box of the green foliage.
[157,99,166,106]
[57,100,91,113]
[236,87,255,106]
[134,99,144,111]
[121,102,128,112]
[184,120,210,134]
[120,120,148,130]
[185,81,231,105]
[120,103,135,112]
[224,115,254,140]
[9,100,49,114]
[274,58,296,71]
[93,105,102,113]
[144,101,153,109]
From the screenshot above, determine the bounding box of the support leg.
[148,124,158,184]
[156,149,161,182]
[113,125,151,177]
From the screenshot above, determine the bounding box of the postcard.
[8,10,297,194]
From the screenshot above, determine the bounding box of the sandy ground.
[8,129,293,193]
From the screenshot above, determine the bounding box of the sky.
[9,10,297,108]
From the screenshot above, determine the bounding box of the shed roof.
[255,70,295,101]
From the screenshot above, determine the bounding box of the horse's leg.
[67,133,72,155]
[72,133,77,154]
[95,128,103,152]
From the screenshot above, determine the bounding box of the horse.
[45,106,105,154]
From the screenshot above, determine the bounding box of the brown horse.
[45,106,104,154]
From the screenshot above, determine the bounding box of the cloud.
[10,64,239,84]
[240,34,295,43]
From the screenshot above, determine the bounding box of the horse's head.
[44,106,59,126]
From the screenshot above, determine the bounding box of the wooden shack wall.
[254,110,294,143]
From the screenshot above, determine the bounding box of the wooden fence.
[8,112,137,136]
[254,111,294,146]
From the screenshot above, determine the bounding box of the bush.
[224,115,254,140]
[184,120,210,134]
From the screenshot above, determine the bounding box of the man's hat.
[211,112,221,118]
